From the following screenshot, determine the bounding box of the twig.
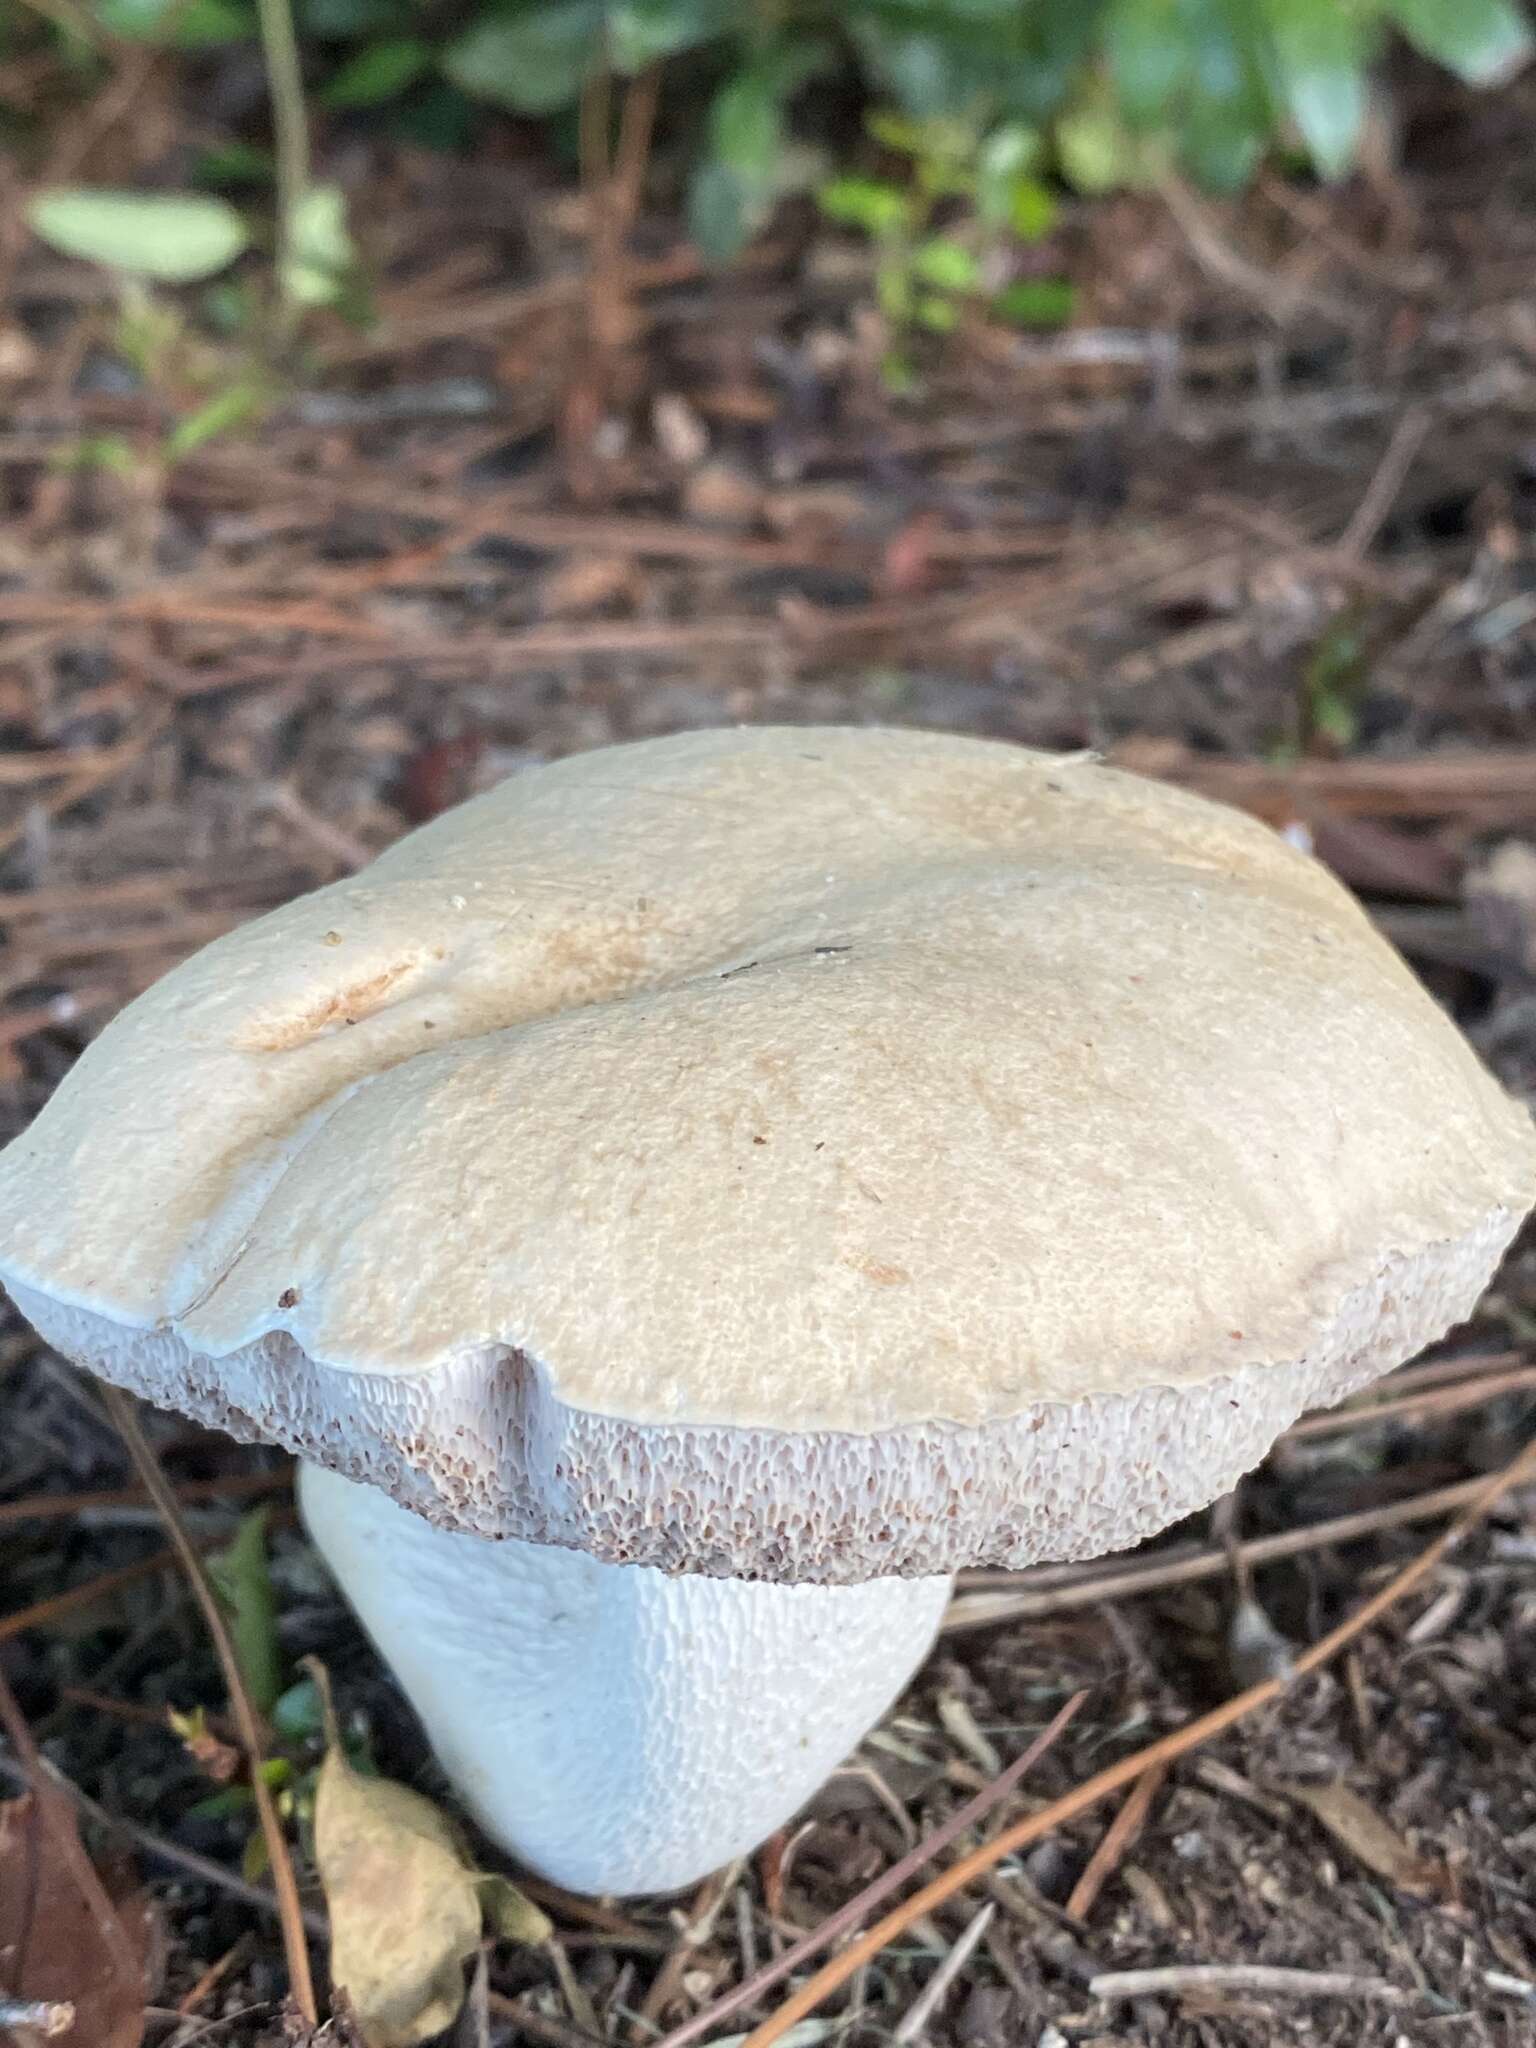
[651,1690,1085,2048]
[1089,1963,1405,2004]
[1283,1364,1536,1440]
[891,1902,995,2043]
[1065,1762,1168,1923]
[485,1990,605,2048]
[736,1432,1536,2048]
[0,1549,180,1643]
[943,1467,1531,1630]
[1336,408,1432,562]
[175,1937,252,2017]
[99,1385,317,2025]
[0,1468,290,1527]
[632,1864,738,2037]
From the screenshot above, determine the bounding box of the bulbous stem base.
[299,1462,952,1895]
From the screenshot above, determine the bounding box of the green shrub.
[26,0,1536,265]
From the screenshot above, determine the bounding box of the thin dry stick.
[942,1466,1530,1630]
[1336,407,1431,561]
[0,1469,290,1527]
[1090,1963,1405,2003]
[99,1385,317,2025]
[0,1549,179,1643]
[1283,1364,1536,1440]
[737,1432,1536,2048]
[1065,1761,1168,1923]
[891,1901,995,2044]
[651,1690,1086,2048]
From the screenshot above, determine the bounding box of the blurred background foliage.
[6,0,1532,273]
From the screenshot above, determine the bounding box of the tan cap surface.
[1,727,1531,1578]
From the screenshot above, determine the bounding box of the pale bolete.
[1,727,1532,1895]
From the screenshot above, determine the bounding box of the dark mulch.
[3,52,1536,2048]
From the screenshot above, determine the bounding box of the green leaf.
[1008,175,1057,239]
[441,4,600,115]
[299,0,405,33]
[876,257,913,321]
[1301,609,1368,749]
[850,22,1001,119]
[208,1505,282,1714]
[915,291,960,331]
[165,381,264,458]
[1385,0,1533,83]
[711,67,782,178]
[27,189,249,282]
[607,0,735,71]
[280,182,355,307]
[193,141,274,188]
[864,108,937,157]
[186,1784,255,1822]
[1104,0,1189,125]
[817,176,911,237]
[992,276,1076,326]
[911,235,979,290]
[1261,0,1368,178]
[322,37,429,107]
[975,121,1040,223]
[51,433,136,476]
[96,0,250,46]
[272,1675,325,1741]
[688,161,750,260]
[1057,100,1135,193]
[1180,97,1266,189]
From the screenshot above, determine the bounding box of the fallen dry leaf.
[1279,1781,1446,1900]
[311,1668,550,2048]
[0,1792,155,2048]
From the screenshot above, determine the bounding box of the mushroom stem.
[298,1462,952,1896]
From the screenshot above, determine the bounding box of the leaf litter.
[306,1661,550,2048]
[0,1791,156,2048]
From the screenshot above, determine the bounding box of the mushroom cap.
[1,727,1531,1581]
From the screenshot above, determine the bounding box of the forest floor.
[3,54,1536,2048]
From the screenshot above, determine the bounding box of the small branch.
[1065,1762,1167,1923]
[99,1386,317,2025]
[943,1467,1535,1631]
[0,1552,179,1644]
[1336,407,1431,562]
[737,1432,1536,2048]
[892,1901,995,2043]
[1090,1963,1406,2004]
[0,1469,290,1528]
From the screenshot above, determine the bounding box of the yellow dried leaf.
[308,1661,549,2048]
[1280,1781,1445,1900]
[316,1751,484,2048]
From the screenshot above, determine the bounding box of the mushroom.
[1,727,1531,1895]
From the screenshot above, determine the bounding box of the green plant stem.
[254,0,310,331]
